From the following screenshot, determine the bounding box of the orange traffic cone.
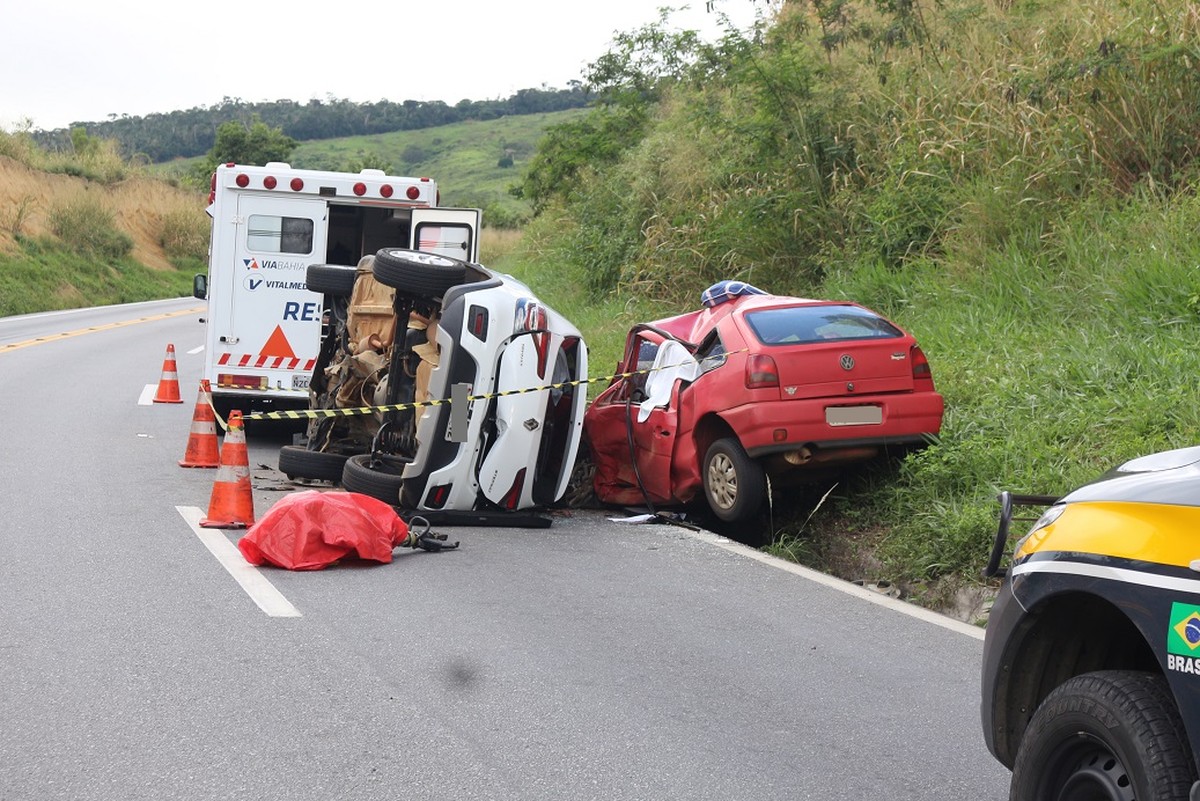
[200,410,255,528]
[179,379,220,468]
[153,343,184,403]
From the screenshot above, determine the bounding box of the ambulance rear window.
[247,215,314,255]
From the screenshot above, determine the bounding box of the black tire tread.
[372,248,466,297]
[1010,670,1194,801]
[341,453,411,504]
[306,263,359,297]
[278,445,350,483]
[702,437,766,524]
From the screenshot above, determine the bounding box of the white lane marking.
[187,345,203,355]
[176,506,302,618]
[138,384,157,405]
[688,528,986,640]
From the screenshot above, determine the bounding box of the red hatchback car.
[584,282,944,524]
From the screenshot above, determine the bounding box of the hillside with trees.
[27,88,590,163]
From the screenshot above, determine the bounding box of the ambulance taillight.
[217,374,269,391]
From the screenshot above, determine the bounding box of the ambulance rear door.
[410,208,482,263]
[216,194,329,401]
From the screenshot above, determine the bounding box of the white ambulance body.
[194,162,480,415]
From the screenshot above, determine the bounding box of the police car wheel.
[1010,670,1194,801]
[372,248,467,298]
[305,263,358,297]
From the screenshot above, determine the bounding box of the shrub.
[47,195,133,259]
[158,208,209,261]
[2,195,35,239]
[0,128,39,167]
[401,144,430,165]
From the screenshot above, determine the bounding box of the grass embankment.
[500,189,1200,614]
[0,240,196,316]
[0,133,205,316]
[492,0,1200,611]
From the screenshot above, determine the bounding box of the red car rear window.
[744,304,903,345]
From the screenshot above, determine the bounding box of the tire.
[1010,670,1195,801]
[372,248,467,297]
[306,263,358,297]
[702,437,766,524]
[277,445,350,483]
[341,453,411,504]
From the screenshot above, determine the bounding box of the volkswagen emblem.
[840,354,855,371]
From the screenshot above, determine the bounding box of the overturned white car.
[282,249,588,518]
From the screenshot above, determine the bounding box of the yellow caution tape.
[216,347,744,429]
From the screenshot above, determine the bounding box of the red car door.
[585,334,684,507]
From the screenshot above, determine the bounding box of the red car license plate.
[826,405,883,426]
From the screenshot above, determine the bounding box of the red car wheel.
[702,438,766,523]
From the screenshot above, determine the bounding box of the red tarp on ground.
[237,490,409,570]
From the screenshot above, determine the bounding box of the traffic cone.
[200,410,255,528]
[179,379,220,468]
[153,343,184,403]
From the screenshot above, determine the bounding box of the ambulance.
[192,162,479,417]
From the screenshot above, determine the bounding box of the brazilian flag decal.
[1168,603,1200,656]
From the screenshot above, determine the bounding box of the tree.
[207,118,297,166]
[187,119,297,188]
[517,11,706,212]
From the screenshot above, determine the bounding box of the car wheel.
[341,453,411,505]
[702,437,766,524]
[278,445,350,483]
[1010,670,1194,801]
[372,248,467,297]
[305,263,358,297]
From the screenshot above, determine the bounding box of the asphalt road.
[0,299,1011,800]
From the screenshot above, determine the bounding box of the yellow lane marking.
[1,307,204,353]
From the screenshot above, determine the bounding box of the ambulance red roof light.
[353,182,367,196]
[235,173,250,188]
[290,177,304,191]
[263,175,277,189]
[380,184,394,198]
[406,185,420,200]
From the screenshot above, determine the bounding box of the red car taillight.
[426,484,451,509]
[499,468,527,510]
[468,304,489,340]
[911,345,934,387]
[745,354,779,389]
[514,300,551,378]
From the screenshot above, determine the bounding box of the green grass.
[0,238,197,317]
[780,193,1200,595]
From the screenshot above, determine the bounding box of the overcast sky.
[2,1,765,132]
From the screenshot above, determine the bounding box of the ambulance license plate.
[292,375,310,391]
[826,405,882,426]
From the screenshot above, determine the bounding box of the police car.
[982,445,1200,800]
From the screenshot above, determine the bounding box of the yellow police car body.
[982,445,1200,800]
